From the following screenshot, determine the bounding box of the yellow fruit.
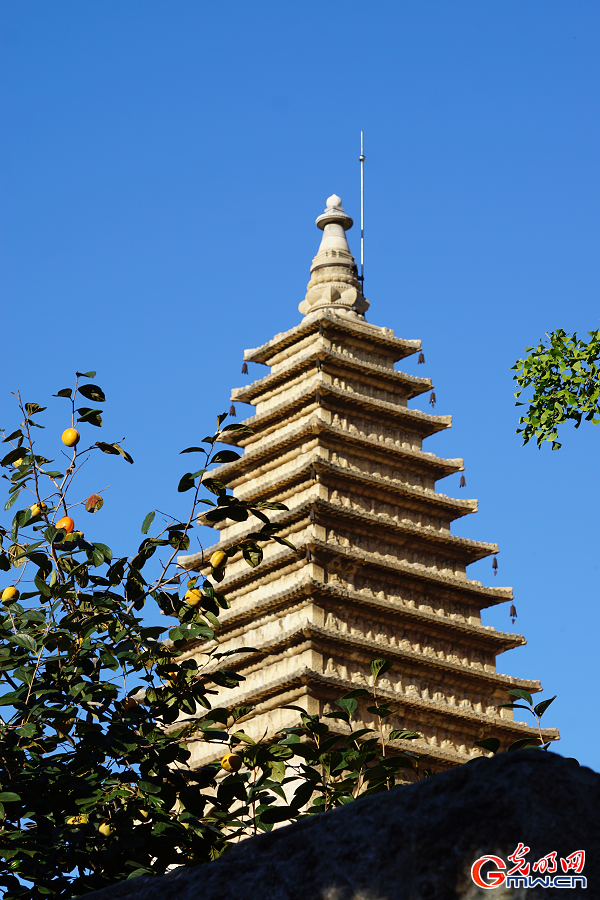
[66,814,88,826]
[62,428,80,448]
[138,809,149,820]
[13,458,24,468]
[165,668,179,687]
[184,588,202,607]
[210,550,227,569]
[220,752,242,772]
[98,820,115,837]
[30,501,47,517]
[56,516,75,534]
[1,586,20,604]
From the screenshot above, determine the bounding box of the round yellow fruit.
[98,820,115,836]
[2,586,20,604]
[61,428,80,448]
[220,752,242,772]
[56,516,75,534]
[13,458,24,469]
[184,588,202,607]
[66,814,88,826]
[30,501,47,517]
[210,550,227,569]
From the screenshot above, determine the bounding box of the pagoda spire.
[299,194,370,319]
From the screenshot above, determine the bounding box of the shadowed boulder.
[81,750,598,900]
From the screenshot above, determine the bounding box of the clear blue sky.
[1,2,599,768]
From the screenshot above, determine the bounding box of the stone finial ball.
[326,194,342,209]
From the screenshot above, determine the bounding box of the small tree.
[513,328,600,449]
[0,373,294,897]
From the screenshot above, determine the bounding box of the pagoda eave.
[194,578,525,654]
[179,539,512,610]
[214,419,464,481]
[243,309,421,366]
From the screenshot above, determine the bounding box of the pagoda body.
[179,195,555,771]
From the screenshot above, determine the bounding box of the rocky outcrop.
[81,750,598,899]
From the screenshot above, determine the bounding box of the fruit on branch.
[66,814,89,826]
[184,587,202,607]
[220,752,242,772]
[210,550,227,570]
[98,820,115,837]
[1,586,20,604]
[56,516,75,534]
[61,428,80,448]
[30,501,47,517]
[13,458,24,468]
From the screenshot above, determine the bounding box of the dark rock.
[81,751,598,899]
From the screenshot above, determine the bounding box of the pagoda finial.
[298,195,369,319]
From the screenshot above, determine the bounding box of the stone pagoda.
[179,193,556,771]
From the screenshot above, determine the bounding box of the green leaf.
[78,384,106,402]
[5,491,20,512]
[508,688,533,706]
[221,423,253,434]
[76,370,96,378]
[138,780,161,795]
[178,473,195,493]
[232,731,256,744]
[95,441,120,455]
[93,542,112,563]
[76,408,103,427]
[113,443,134,464]
[370,658,393,682]
[507,738,541,752]
[533,696,556,718]
[1,448,27,467]
[474,737,501,753]
[2,430,23,443]
[24,403,46,417]
[260,806,293,824]
[389,729,421,741]
[0,793,20,803]
[336,697,357,719]
[211,450,241,464]
[52,388,72,399]
[12,633,37,652]
[242,544,263,567]
[180,447,207,454]
[141,510,155,534]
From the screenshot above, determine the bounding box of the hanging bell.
[305,547,312,562]
[418,352,425,364]
[315,392,321,404]
[429,392,437,407]
[459,474,466,488]
[509,604,517,623]
[492,556,498,576]
[241,362,248,374]
[309,466,316,481]
[309,508,316,523]
[229,404,236,417]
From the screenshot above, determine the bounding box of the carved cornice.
[179,537,512,610]
[232,346,432,406]
[181,577,524,654]
[244,309,421,366]
[214,417,463,482]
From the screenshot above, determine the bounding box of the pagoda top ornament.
[298,194,370,319]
